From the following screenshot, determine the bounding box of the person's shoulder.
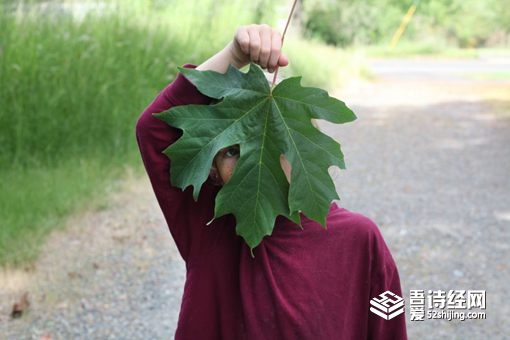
[323,203,394,260]
[326,203,381,238]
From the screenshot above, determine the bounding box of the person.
[136,24,407,340]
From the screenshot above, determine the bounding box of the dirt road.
[1,57,509,339]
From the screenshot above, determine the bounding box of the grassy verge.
[0,156,133,265]
[362,40,510,59]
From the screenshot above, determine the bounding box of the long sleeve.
[135,65,216,260]
[367,228,408,340]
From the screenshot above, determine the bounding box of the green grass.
[0,157,129,265]
[0,0,363,266]
[361,40,510,59]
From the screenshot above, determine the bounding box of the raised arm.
[135,24,288,260]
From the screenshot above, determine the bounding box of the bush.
[302,1,402,47]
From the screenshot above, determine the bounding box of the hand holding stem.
[197,24,288,74]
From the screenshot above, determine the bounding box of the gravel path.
[1,59,509,339]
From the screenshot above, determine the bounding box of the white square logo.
[370,291,405,320]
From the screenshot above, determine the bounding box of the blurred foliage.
[300,0,510,48]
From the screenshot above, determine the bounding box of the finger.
[247,25,261,64]
[267,30,283,72]
[278,53,289,67]
[234,26,251,56]
[257,25,272,69]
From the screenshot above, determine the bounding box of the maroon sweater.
[136,66,407,340]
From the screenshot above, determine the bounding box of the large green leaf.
[156,64,356,249]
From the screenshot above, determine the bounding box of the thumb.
[278,53,289,67]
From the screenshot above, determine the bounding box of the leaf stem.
[271,0,298,87]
